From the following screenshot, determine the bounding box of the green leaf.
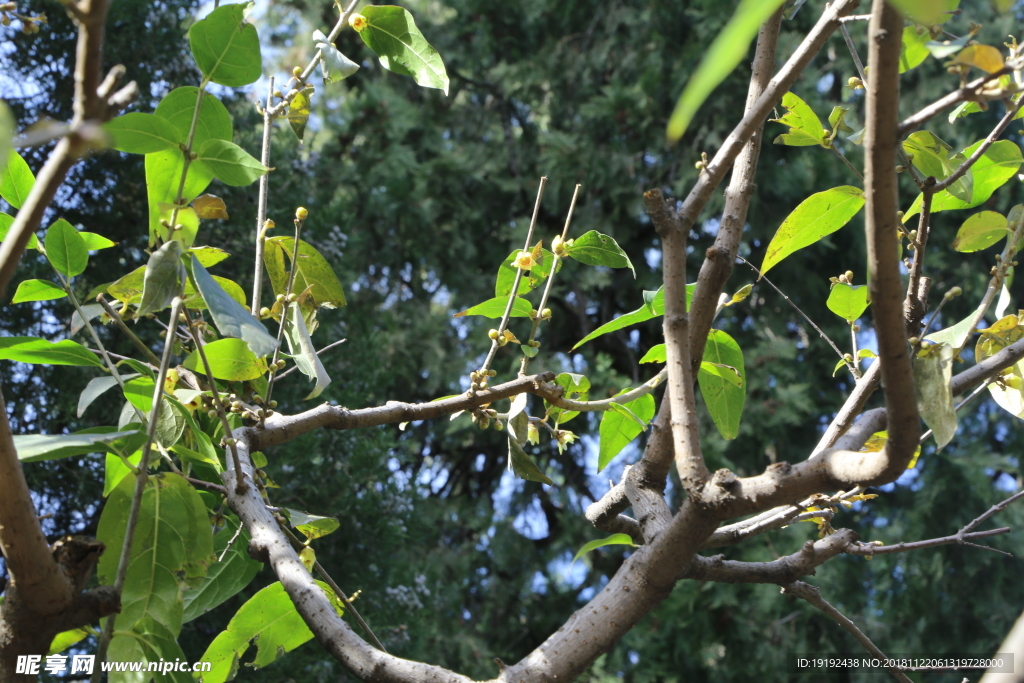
[927,311,979,349]
[571,533,637,565]
[313,29,359,83]
[889,0,960,25]
[264,237,346,308]
[200,580,344,683]
[0,212,39,250]
[80,231,116,250]
[14,429,140,463]
[283,302,331,399]
[494,248,558,298]
[104,448,142,498]
[146,87,232,246]
[137,240,186,317]
[700,361,743,386]
[12,278,66,303]
[123,375,156,413]
[639,343,666,364]
[926,35,969,60]
[108,618,193,683]
[826,283,870,323]
[667,0,787,141]
[190,256,278,358]
[913,342,958,449]
[49,628,89,655]
[543,372,590,426]
[287,87,313,142]
[189,3,262,87]
[190,246,231,267]
[97,473,214,636]
[45,218,89,278]
[0,100,11,176]
[454,296,532,319]
[184,273,247,310]
[904,140,1022,219]
[79,373,139,417]
[195,139,270,187]
[103,112,184,154]
[900,25,931,73]
[903,131,973,202]
[508,436,553,485]
[283,508,341,542]
[827,106,853,135]
[0,336,104,367]
[833,349,877,377]
[760,186,865,278]
[156,87,234,146]
[572,285,696,350]
[183,338,270,381]
[565,230,635,275]
[358,5,449,94]
[698,330,745,440]
[0,150,34,209]
[771,91,826,147]
[182,516,261,623]
[598,393,655,471]
[952,210,1009,252]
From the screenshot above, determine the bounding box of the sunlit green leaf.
[137,239,185,317]
[889,0,960,25]
[571,533,636,565]
[952,210,1009,252]
[190,256,278,358]
[45,218,89,278]
[189,3,262,87]
[104,112,184,154]
[283,301,330,399]
[12,278,66,303]
[313,29,359,83]
[760,186,865,277]
[598,392,655,471]
[264,237,346,308]
[826,283,870,323]
[565,230,635,275]
[0,149,34,209]
[771,91,826,147]
[195,139,270,187]
[14,429,139,463]
[283,508,341,542]
[0,336,104,367]
[900,25,931,73]
[183,338,269,381]
[904,140,1022,219]
[182,516,261,624]
[0,212,39,250]
[572,285,696,350]
[698,330,745,440]
[357,5,449,94]
[454,296,532,319]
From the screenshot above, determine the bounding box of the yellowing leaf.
[951,44,1005,73]
[193,194,229,220]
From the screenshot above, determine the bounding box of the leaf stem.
[519,183,581,376]
[477,177,546,382]
[96,294,162,366]
[166,78,210,237]
[181,307,246,492]
[91,297,183,681]
[262,216,305,421]
[252,78,276,316]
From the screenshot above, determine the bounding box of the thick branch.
[856,0,919,483]
[685,529,857,584]
[688,8,783,371]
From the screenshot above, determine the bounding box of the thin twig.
[251,78,276,316]
[839,22,867,84]
[783,581,914,683]
[277,521,388,652]
[477,177,546,380]
[830,146,863,182]
[274,338,347,380]
[96,294,162,366]
[739,257,852,370]
[266,0,361,117]
[262,214,305,419]
[930,95,1024,193]
[518,183,581,376]
[181,308,246,492]
[92,298,183,679]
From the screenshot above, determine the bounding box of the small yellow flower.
[555,429,577,454]
[513,250,536,270]
[552,234,568,258]
[349,13,368,32]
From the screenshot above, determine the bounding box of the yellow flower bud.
[295,206,308,221]
[513,250,536,270]
[349,12,368,32]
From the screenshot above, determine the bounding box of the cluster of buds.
[846,76,864,90]
[488,328,521,347]
[469,368,496,391]
[831,270,855,286]
[944,286,963,301]
[528,308,552,321]
[470,407,500,430]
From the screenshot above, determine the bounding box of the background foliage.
[4,0,1024,680]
